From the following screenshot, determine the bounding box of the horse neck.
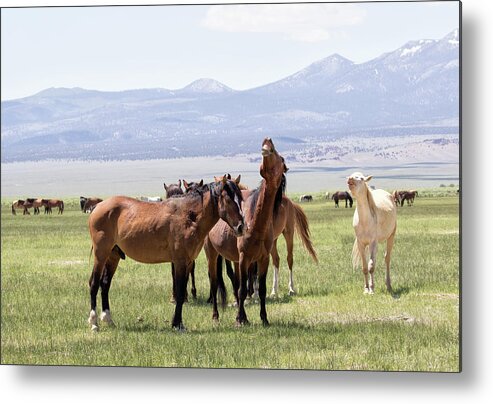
[355,185,377,224]
[191,189,221,240]
[250,180,278,238]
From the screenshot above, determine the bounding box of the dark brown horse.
[204,138,287,326]
[164,179,197,302]
[393,190,418,207]
[332,191,353,208]
[82,197,103,213]
[163,180,183,198]
[87,176,245,331]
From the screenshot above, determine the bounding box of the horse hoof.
[235,319,250,327]
[364,287,370,294]
[91,324,99,332]
[262,320,270,327]
[288,290,296,296]
[173,323,187,333]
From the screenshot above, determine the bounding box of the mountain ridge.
[1,29,459,163]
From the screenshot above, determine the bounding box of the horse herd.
[11,198,64,215]
[7,137,417,332]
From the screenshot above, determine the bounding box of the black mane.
[246,174,286,221]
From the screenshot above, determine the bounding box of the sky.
[1,1,460,100]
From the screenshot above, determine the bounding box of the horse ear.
[221,175,227,184]
[234,175,241,184]
[214,176,220,182]
[199,179,204,187]
[163,183,168,191]
[365,175,373,182]
[178,179,182,188]
[183,180,190,190]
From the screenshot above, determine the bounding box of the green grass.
[0,194,460,371]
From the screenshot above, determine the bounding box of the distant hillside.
[1,30,459,163]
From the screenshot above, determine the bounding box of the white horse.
[347,172,397,294]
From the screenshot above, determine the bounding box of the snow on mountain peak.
[181,78,233,93]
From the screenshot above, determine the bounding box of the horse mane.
[245,174,286,222]
[180,180,243,209]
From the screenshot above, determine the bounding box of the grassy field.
[0,192,460,371]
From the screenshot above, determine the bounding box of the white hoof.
[289,289,296,296]
[88,309,98,328]
[91,324,99,332]
[100,310,115,326]
[364,287,370,294]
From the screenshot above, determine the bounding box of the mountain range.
[1,29,459,163]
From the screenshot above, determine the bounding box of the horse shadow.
[390,286,411,299]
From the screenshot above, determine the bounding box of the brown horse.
[163,180,183,198]
[46,199,64,214]
[204,138,287,326]
[83,198,103,213]
[214,191,318,299]
[269,196,318,296]
[87,176,245,331]
[11,200,27,215]
[32,198,51,215]
[393,190,418,207]
[332,191,353,208]
[402,190,418,206]
[21,198,36,215]
[164,179,197,302]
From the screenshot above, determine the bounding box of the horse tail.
[216,255,227,309]
[352,239,368,270]
[292,202,318,264]
[11,202,16,215]
[87,246,94,286]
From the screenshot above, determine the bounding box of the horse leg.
[357,241,370,293]
[270,239,280,297]
[171,261,189,331]
[236,254,250,326]
[88,250,110,331]
[190,260,197,300]
[100,249,121,326]
[368,241,378,294]
[284,230,296,296]
[205,246,220,321]
[257,256,270,326]
[225,259,237,297]
[384,229,396,293]
[170,263,176,303]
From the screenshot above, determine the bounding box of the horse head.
[213,175,244,237]
[347,172,373,196]
[260,138,287,187]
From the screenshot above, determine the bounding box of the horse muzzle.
[234,222,245,237]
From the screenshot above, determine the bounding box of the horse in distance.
[331,191,353,208]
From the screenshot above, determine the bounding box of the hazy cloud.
[202,4,366,42]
